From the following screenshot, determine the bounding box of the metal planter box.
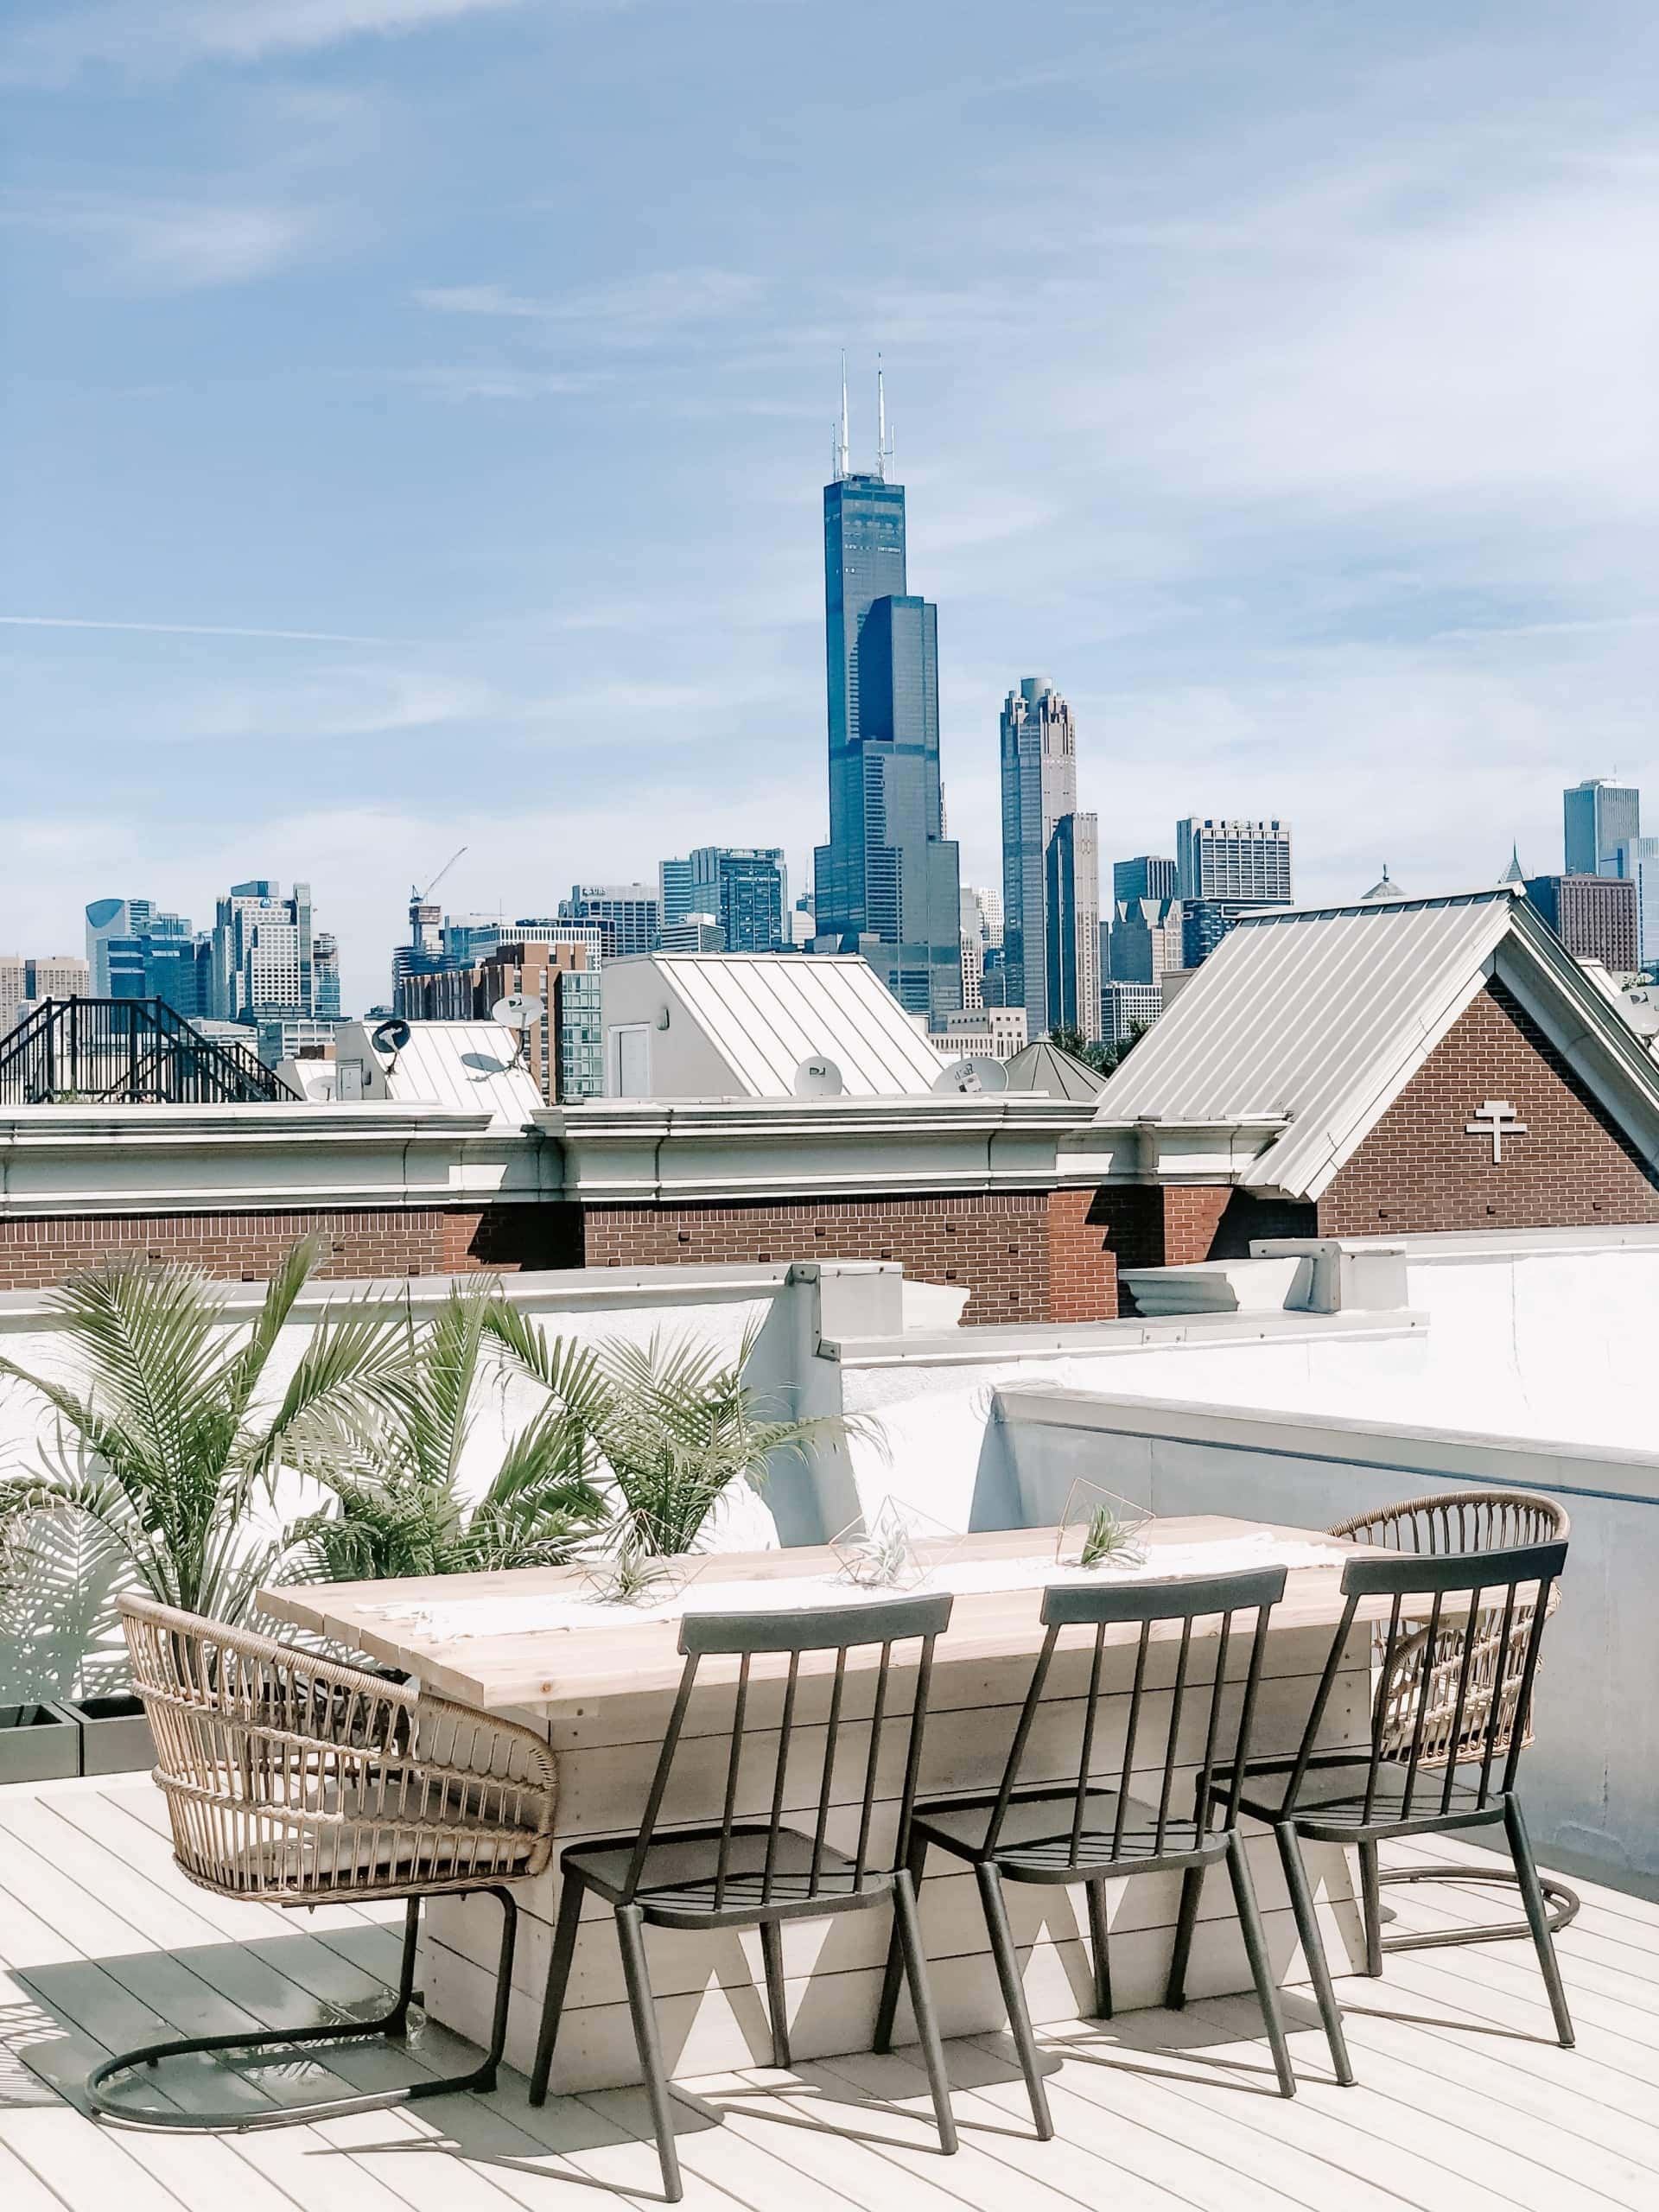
[0,1702,82,1784]
[60,1693,157,1777]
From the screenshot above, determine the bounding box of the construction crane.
[413,845,467,904]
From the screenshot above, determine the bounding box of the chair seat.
[913,1788,1212,1878]
[1219,1756,1493,1836]
[563,1822,894,1922]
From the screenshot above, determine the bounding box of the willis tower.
[812,367,963,1025]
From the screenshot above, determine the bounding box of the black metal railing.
[0,999,298,1105]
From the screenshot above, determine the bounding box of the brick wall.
[1084,1186,1315,1313]
[0,1205,582,1290]
[582,1191,1116,1325]
[1319,978,1659,1236]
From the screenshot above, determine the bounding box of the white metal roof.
[331,1020,544,1127]
[652,955,949,1097]
[1089,886,1659,1198]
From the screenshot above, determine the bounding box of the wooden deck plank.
[2,1773,1657,2212]
[1192,1991,1642,2212]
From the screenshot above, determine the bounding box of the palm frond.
[219,1235,324,1418]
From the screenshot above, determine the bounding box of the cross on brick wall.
[1465,1098,1527,1163]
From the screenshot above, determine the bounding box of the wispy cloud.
[7,194,318,290]
[2,0,534,79]
[0,615,409,645]
[416,268,760,346]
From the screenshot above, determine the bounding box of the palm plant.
[493,1319,861,1557]
[0,1239,407,1624]
[283,1283,609,1581]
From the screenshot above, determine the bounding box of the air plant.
[581,1513,699,1608]
[1077,1504,1149,1571]
[837,1512,920,1590]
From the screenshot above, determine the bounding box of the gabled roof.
[1088,886,1659,1198]
[644,954,948,1097]
[1004,1039,1109,1101]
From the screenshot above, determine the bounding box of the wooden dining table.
[261,1516,1377,2091]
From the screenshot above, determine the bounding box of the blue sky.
[3,1,1656,1009]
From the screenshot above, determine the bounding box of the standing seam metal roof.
[653,955,948,1097]
[1088,890,1532,1197]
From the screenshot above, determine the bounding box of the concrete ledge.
[822,1306,1427,1370]
[995,1381,1659,1507]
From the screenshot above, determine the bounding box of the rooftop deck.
[1,1775,1654,2211]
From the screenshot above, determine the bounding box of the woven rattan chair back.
[984,1566,1289,1867]
[620,1590,954,1910]
[121,1595,556,1906]
[1285,1539,1568,1830]
[1328,1491,1569,1770]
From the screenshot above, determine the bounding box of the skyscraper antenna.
[835,352,850,481]
[875,354,893,478]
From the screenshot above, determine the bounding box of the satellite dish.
[933,1055,1008,1096]
[792,1055,846,1097]
[370,1018,410,1057]
[490,992,544,1031]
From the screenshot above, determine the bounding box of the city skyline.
[3,4,1656,1010]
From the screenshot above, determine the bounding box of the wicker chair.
[1327,1489,1578,1966]
[86,1595,556,2133]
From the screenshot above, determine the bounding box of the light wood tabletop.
[260,1516,1376,1713]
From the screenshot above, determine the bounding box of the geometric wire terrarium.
[830,1496,963,1592]
[579,1510,705,1609]
[1052,1478,1154,1573]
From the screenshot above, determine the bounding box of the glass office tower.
[813,467,962,1023]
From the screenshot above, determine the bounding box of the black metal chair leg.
[1165,1865,1205,2011]
[892,1867,958,2156]
[1227,1833,1295,2098]
[874,1834,926,2053]
[760,1918,791,2070]
[1275,1824,1355,2087]
[530,1869,586,2107]
[385,1895,423,2037]
[615,1902,683,2202]
[1083,1879,1113,2018]
[1503,1796,1575,2048]
[1357,1840,1383,1977]
[975,1859,1053,2141]
[86,1885,518,2133]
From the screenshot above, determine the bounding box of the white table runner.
[363,1529,1355,1643]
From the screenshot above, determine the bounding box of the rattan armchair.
[1326,1489,1576,1967]
[86,1594,556,2132]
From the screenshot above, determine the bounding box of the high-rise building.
[689,847,787,954]
[85,898,207,1017]
[313,932,342,1020]
[1564,779,1640,878]
[658,915,726,953]
[1524,874,1639,972]
[1102,980,1162,1046]
[959,929,984,1012]
[998,677,1099,1041]
[1614,838,1659,969]
[211,880,314,1022]
[561,883,659,958]
[1113,856,1179,905]
[964,884,1003,949]
[2,954,91,1031]
[658,857,696,934]
[1176,818,1293,905]
[812,379,963,1024]
[1109,898,1185,985]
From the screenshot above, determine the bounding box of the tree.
[283,1283,610,1581]
[0,1240,406,1623]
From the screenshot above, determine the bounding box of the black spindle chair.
[881,1567,1296,2139]
[1217,1538,1573,2087]
[528,1593,958,2202]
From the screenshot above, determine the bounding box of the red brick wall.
[0,1205,582,1290]
[1084,1186,1315,1313]
[1046,1190,1120,1321]
[582,1191,1115,1325]
[1319,978,1659,1235]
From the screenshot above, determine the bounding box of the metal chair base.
[87,1885,518,2133]
[1373,1861,1580,1953]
